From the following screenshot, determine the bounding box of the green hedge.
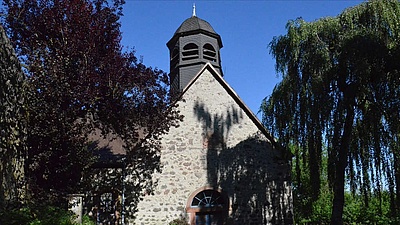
[0,205,94,225]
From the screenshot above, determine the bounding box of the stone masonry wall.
[134,67,292,225]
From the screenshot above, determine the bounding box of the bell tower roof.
[174,16,217,36]
[168,14,222,49]
[167,7,223,98]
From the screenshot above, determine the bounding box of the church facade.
[132,13,293,225]
[76,11,293,225]
[1,5,293,224]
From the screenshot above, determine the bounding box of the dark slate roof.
[89,130,126,168]
[88,126,148,168]
[174,16,217,35]
[167,16,222,49]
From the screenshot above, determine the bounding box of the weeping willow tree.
[261,1,400,224]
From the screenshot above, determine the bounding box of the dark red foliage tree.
[2,0,181,207]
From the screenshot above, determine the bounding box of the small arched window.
[182,43,199,61]
[187,188,227,225]
[203,44,217,62]
[190,189,225,208]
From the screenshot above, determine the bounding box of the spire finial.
[192,3,196,17]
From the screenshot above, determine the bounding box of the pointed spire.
[192,3,196,17]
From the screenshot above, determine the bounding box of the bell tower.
[167,6,223,97]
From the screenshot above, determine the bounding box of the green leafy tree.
[261,1,400,224]
[0,24,26,210]
[1,0,181,213]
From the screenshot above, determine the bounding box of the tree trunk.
[331,104,355,225]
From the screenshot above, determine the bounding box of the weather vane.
[192,3,196,17]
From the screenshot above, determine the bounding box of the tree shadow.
[82,130,162,224]
[83,139,125,224]
[194,100,293,225]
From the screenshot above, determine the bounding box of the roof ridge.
[174,16,217,35]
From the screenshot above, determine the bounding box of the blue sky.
[120,1,364,118]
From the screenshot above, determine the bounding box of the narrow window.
[171,48,179,68]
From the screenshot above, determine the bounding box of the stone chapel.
[79,8,294,225]
[132,10,293,225]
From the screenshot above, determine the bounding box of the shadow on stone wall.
[82,138,160,224]
[82,141,124,224]
[194,100,293,225]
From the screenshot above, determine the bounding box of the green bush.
[0,207,32,225]
[82,215,96,225]
[31,206,75,225]
[168,217,188,225]
[0,205,88,225]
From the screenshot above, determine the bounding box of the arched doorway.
[186,187,228,225]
